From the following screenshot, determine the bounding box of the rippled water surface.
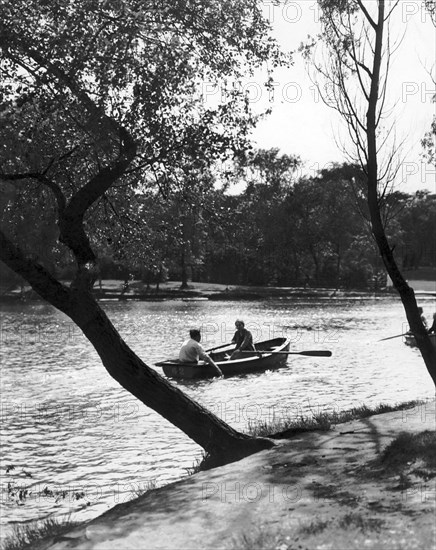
[1,295,435,532]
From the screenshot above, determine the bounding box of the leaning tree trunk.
[0,232,275,466]
[365,1,436,384]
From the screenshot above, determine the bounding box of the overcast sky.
[247,1,435,194]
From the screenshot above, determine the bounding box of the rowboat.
[404,333,436,349]
[155,337,291,379]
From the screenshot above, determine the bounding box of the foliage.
[421,116,436,167]
[397,191,436,270]
[202,159,417,289]
[424,0,436,26]
[0,0,286,283]
[0,3,434,297]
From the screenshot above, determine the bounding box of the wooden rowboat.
[404,333,436,350]
[155,337,291,379]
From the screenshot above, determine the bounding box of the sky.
[244,1,436,194]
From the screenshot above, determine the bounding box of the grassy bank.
[247,401,423,439]
[231,427,436,550]
[1,517,79,550]
[188,401,423,473]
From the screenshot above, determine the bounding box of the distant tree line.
[198,156,436,290]
[3,151,434,292]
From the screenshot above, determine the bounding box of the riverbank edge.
[3,279,435,304]
[5,399,435,550]
[0,281,408,304]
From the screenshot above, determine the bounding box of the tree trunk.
[336,244,341,290]
[180,250,189,289]
[156,263,162,292]
[365,1,436,384]
[309,245,320,286]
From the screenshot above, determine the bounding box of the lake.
[1,295,435,533]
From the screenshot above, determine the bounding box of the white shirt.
[179,338,208,363]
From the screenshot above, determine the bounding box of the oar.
[378,332,409,342]
[205,342,234,353]
[241,350,332,357]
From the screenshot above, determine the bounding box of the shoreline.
[2,279,434,304]
[0,281,421,305]
[4,400,435,550]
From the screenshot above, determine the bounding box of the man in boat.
[179,329,223,377]
[230,320,255,360]
[428,313,436,334]
[418,307,428,329]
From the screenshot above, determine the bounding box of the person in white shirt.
[418,307,428,329]
[179,329,223,377]
[427,313,436,334]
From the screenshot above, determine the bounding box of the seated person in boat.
[230,320,255,360]
[406,308,429,338]
[428,313,436,334]
[179,329,223,377]
[418,307,428,329]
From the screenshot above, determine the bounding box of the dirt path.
[41,401,435,550]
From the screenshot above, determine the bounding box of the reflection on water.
[1,296,435,531]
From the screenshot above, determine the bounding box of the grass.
[246,401,423,438]
[246,413,332,438]
[129,479,157,498]
[185,452,209,476]
[1,478,158,550]
[229,528,308,550]
[336,512,384,532]
[297,518,330,535]
[1,516,79,550]
[310,482,361,507]
[381,430,436,471]
[231,513,433,550]
[297,512,384,535]
[379,430,436,488]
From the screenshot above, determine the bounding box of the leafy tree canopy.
[0,0,287,278]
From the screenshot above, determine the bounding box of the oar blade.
[298,350,332,357]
